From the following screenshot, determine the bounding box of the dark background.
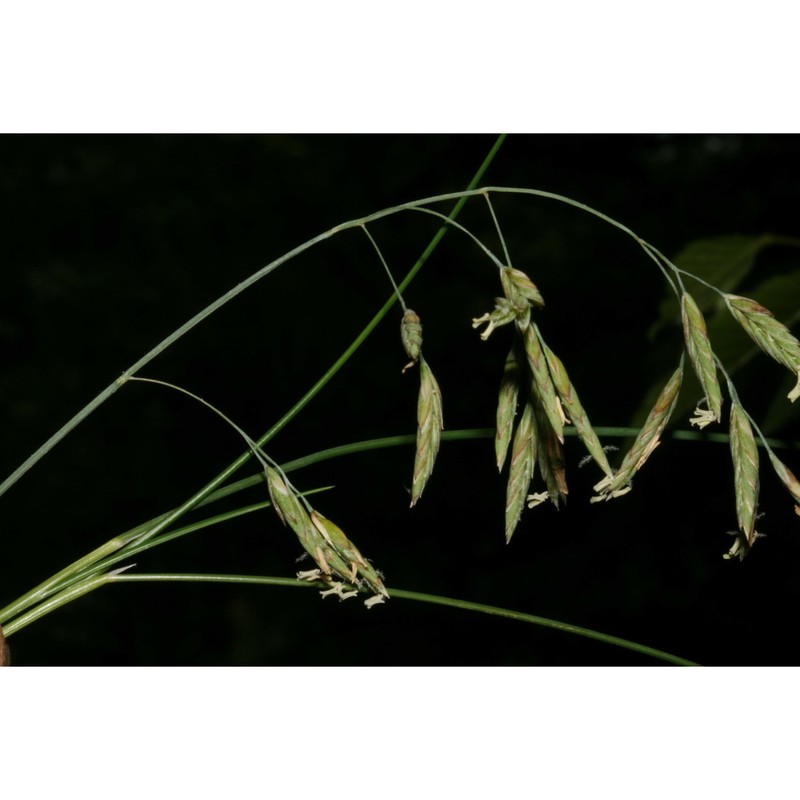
[2,134,800,665]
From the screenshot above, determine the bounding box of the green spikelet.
[681,292,723,425]
[495,346,521,472]
[593,359,684,501]
[543,343,612,478]
[505,399,537,543]
[401,308,423,373]
[410,355,443,506]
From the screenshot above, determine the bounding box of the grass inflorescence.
[3,134,800,666]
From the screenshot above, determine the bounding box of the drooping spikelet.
[505,398,537,543]
[593,359,684,502]
[410,355,443,506]
[531,402,568,508]
[522,325,565,445]
[500,266,545,310]
[311,510,389,603]
[681,291,723,427]
[724,293,800,402]
[727,402,760,559]
[265,468,388,606]
[495,346,521,472]
[543,343,613,479]
[473,266,544,340]
[264,466,354,583]
[767,450,800,517]
[401,308,423,373]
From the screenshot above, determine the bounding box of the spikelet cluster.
[722,293,800,557]
[402,257,800,564]
[473,265,614,541]
[679,290,800,557]
[264,466,388,607]
[469,264,791,562]
[654,289,800,559]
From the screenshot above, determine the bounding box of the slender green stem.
[0,221,329,498]
[482,191,512,266]
[716,357,780,462]
[362,224,406,312]
[637,240,682,297]
[407,206,505,268]
[251,151,506,456]
[128,376,275,471]
[1,567,133,637]
[0,535,139,625]
[0,487,330,626]
[3,571,700,665]
[108,501,272,566]
[278,426,800,472]
[126,376,317,511]
[385,587,700,666]
[675,268,726,296]
[0,156,505,500]
[69,486,332,587]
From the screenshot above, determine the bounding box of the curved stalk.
[4,162,710,500]
[0,142,506,500]
[3,571,700,666]
[385,587,699,666]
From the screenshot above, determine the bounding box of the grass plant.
[3,135,800,666]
